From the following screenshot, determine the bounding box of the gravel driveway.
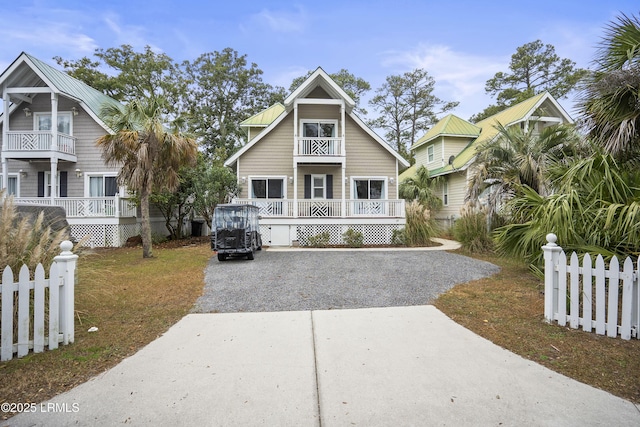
[193,249,499,313]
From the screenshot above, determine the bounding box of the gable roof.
[425,92,572,177]
[284,67,356,113]
[0,52,121,132]
[240,103,285,127]
[226,68,408,168]
[411,114,481,150]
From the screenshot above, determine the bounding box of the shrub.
[342,228,364,247]
[452,202,494,253]
[306,231,330,248]
[0,192,69,278]
[391,229,406,246]
[404,200,439,246]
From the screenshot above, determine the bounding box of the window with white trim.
[35,112,72,135]
[427,145,434,163]
[250,178,285,199]
[301,120,337,138]
[353,178,385,200]
[0,175,18,196]
[311,174,326,199]
[44,172,61,197]
[89,175,119,197]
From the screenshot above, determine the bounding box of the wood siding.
[435,171,467,218]
[344,115,398,199]
[1,94,120,198]
[237,107,400,200]
[238,114,295,197]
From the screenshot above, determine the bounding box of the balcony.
[14,197,136,218]
[3,131,77,161]
[233,199,405,218]
[295,137,344,164]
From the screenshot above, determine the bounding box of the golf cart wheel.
[247,251,254,260]
[217,253,227,261]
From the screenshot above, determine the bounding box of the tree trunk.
[140,187,153,258]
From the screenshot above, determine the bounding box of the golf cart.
[211,204,262,261]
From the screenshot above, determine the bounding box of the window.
[251,178,284,199]
[89,175,118,197]
[312,175,325,199]
[0,175,18,196]
[44,172,60,197]
[35,112,72,135]
[443,180,449,206]
[302,120,336,138]
[354,179,385,200]
[427,145,434,163]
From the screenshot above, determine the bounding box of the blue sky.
[1,0,637,121]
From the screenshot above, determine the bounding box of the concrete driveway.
[8,247,640,426]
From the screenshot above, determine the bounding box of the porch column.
[1,95,8,194]
[293,100,298,156]
[51,93,58,152]
[1,159,7,194]
[50,159,58,203]
[341,165,346,217]
[340,103,346,156]
[293,166,298,218]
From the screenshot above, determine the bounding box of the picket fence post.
[542,233,562,323]
[54,240,78,345]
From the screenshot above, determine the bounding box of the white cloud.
[103,13,162,52]
[380,43,506,120]
[0,22,97,57]
[247,6,307,34]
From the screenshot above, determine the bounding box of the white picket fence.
[542,233,640,340]
[0,241,78,361]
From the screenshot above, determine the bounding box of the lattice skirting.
[296,224,403,246]
[70,223,141,248]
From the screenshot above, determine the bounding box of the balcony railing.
[297,137,343,156]
[4,131,76,155]
[14,197,136,218]
[233,199,405,218]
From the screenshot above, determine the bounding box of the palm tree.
[494,148,640,268]
[97,98,198,258]
[468,122,581,215]
[399,165,443,211]
[579,12,640,157]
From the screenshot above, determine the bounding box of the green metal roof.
[240,103,285,127]
[25,53,121,118]
[399,164,416,182]
[412,114,480,150]
[427,92,549,176]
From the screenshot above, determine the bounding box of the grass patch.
[434,251,640,404]
[0,239,211,416]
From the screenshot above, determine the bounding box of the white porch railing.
[233,199,405,218]
[0,241,77,361]
[14,196,137,218]
[297,137,343,156]
[5,131,76,155]
[542,233,640,340]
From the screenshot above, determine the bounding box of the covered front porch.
[233,198,405,218]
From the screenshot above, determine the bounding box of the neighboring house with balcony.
[0,52,142,247]
[400,92,573,226]
[225,67,410,246]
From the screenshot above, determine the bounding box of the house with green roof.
[400,92,573,225]
[0,52,142,247]
[225,67,410,246]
